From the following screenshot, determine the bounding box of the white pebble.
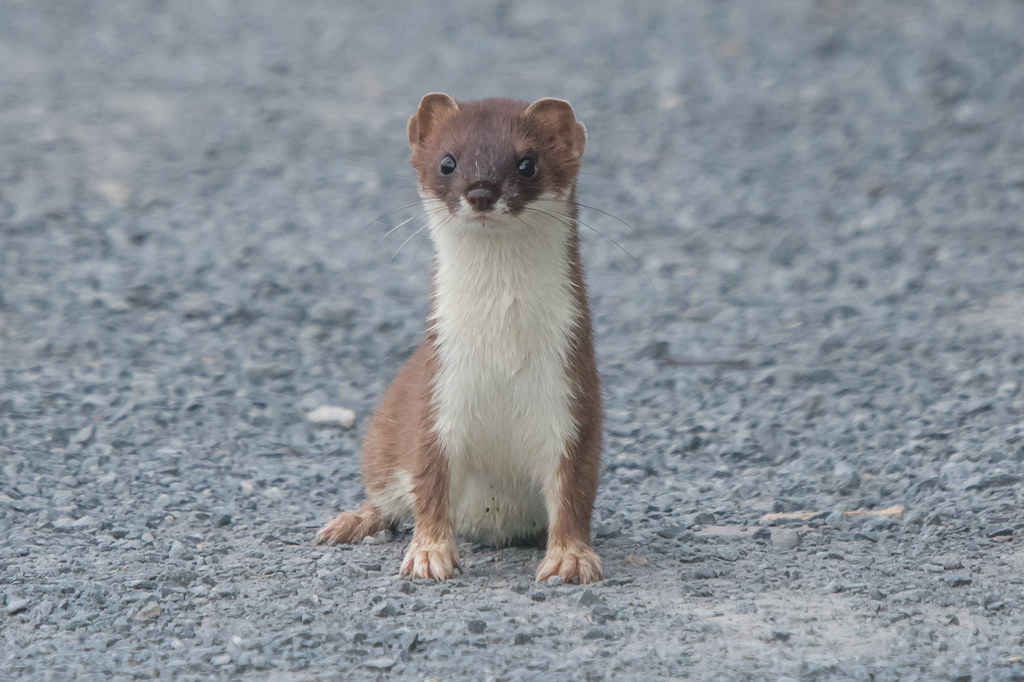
[306,406,356,429]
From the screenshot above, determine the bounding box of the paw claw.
[536,544,602,584]
[400,539,460,581]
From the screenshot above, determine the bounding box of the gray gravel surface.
[3,1,1024,680]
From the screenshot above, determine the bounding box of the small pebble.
[716,547,740,562]
[698,620,723,634]
[467,619,486,634]
[362,657,397,672]
[52,517,77,531]
[689,567,719,580]
[584,626,614,640]
[73,424,95,446]
[577,589,603,607]
[602,577,634,586]
[164,569,196,587]
[945,575,972,588]
[399,631,419,652]
[6,598,30,615]
[771,528,801,550]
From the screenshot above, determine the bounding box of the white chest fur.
[425,195,580,542]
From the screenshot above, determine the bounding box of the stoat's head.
[408,93,586,226]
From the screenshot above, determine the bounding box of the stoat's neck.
[423,194,581,326]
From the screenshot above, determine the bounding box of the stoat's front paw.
[536,543,602,584]
[400,538,461,581]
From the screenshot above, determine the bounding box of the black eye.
[517,157,537,178]
[440,154,457,175]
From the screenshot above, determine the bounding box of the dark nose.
[466,185,498,212]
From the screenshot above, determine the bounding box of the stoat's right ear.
[408,93,459,148]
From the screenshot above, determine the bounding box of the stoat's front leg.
[399,431,461,581]
[536,416,603,584]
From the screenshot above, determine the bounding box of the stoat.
[317,93,602,584]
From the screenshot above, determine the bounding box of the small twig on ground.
[760,505,905,524]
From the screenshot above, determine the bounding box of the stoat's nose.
[465,184,498,212]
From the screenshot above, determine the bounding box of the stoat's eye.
[517,157,537,178]
[440,154,457,175]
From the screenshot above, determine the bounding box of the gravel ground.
[3,1,1024,680]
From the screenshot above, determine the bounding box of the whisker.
[521,205,656,291]
[360,204,449,265]
[512,213,547,247]
[392,211,458,264]
[374,205,446,241]
[576,170,624,185]
[366,211,422,251]
[411,226,434,262]
[388,223,430,263]
[358,200,427,231]
[577,202,650,248]
[432,212,456,237]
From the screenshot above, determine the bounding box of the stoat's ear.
[573,121,587,159]
[525,98,586,159]
[408,93,459,148]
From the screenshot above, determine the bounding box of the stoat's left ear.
[525,98,586,159]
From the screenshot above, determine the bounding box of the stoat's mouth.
[470,211,497,227]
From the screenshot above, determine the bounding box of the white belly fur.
[426,194,580,543]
